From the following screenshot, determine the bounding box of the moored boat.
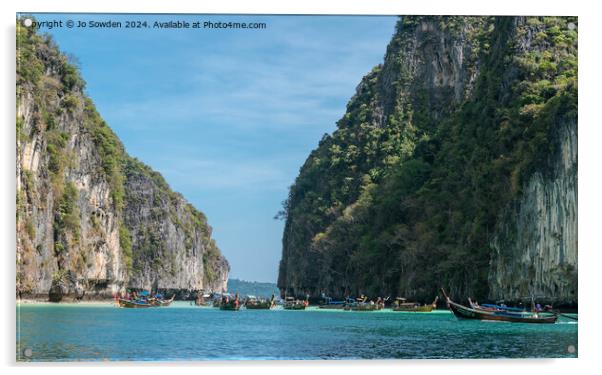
[318,297,346,309]
[392,296,438,312]
[211,293,231,308]
[150,294,175,307]
[283,296,308,310]
[344,296,384,311]
[195,293,213,306]
[117,290,167,308]
[118,299,153,308]
[440,288,557,324]
[219,293,241,311]
[245,294,275,310]
[467,298,529,314]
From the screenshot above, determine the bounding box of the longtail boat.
[245,295,275,310]
[318,297,346,309]
[393,296,438,312]
[346,302,379,311]
[344,296,384,311]
[150,295,175,307]
[219,293,241,311]
[211,293,230,308]
[283,296,308,310]
[195,293,212,306]
[118,299,153,308]
[468,298,528,313]
[440,288,557,324]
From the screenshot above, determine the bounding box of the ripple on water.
[16,305,577,361]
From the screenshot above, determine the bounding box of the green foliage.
[25,218,36,239]
[119,224,133,271]
[203,239,220,283]
[46,130,69,176]
[16,19,44,87]
[280,16,577,301]
[61,63,84,91]
[54,241,65,255]
[62,94,80,111]
[22,169,34,192]
[17,19,228,291]
[54,181,81,241]
[52,268,66,283]
[18,23,126,212]
[123,156,223,277]
[83,99,126,210]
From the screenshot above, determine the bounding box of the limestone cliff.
[489,121,577,304]
[278,16,577,304]
[16,22,228,301]
[123,158,229,297]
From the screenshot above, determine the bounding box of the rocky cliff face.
[123,158,229,297]
[278,16,577,304]
[16,23,228,301]
[278,17,485,298]
[489,121,577,304]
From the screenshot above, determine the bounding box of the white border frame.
[2,1,597,374]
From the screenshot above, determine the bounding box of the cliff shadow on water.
[277,16,577,308]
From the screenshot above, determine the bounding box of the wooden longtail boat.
[393,296,438,312]
[283,296,308,310]
[245,295,275,310]
[468,298,528,313]
[344,296,384,311]
[440,288,557,324]
[318,302,346,309]
[195,293,212,306]
[220,301,241,310]
[211,293,231,308]
[219,293,241,311]
[346,302,379,311]
[118,299,153,308]
[150,295,175,307]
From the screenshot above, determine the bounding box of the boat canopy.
[481,303,526,312]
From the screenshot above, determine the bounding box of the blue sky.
[27,14,398,283]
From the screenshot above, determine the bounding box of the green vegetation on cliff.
[16,19,228,298]
[278,16,577,301]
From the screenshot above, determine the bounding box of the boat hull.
[118,299,153,308]
[150,296,175,307]
[440,288,557,324]
[345,303,381,311]
[245,302,273,310]
[318,304,345,309]
[219,302,241,311]
[283,304,306,310]
[393,305,435,312]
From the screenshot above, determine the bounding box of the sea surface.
[16,302,578,361]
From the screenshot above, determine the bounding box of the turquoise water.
[17,302,578,361]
